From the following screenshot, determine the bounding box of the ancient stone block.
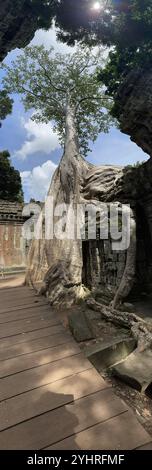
[112,350,152,392]
[85,337,136,370]
[68,311,94,342]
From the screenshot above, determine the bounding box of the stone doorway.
[130,203,152,323]
[82,239,127,292]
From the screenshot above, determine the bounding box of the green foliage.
[92,2,152,120]
[99,38,152,104]
[25,0,57,29]
[2,45,113,157]
[0,90,13,127]
[55,1,152,49]
[124,161,145,171]
[54,2,152,119]
[0,150,23,202]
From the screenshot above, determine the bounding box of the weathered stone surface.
[0,1,54,62]
[112,350,152,392]
[121,303,136,313]
[114,69,152,158]
[85,337,136,371]
[87,297,152,352]
[0,200,26,270]
[0,1,36,61]
[27,156,152,313]
[83,165,123,201]
[25,86,152,315]
[0,200,35,271]
[68,311,94,342]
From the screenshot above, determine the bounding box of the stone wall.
[82,159,152,298]
[27,158,152,305]
[82,240,127,290]
[0,0,38,62]
[0,200,28,272]
[113,69,152,158]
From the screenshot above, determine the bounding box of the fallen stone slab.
[84,337,136,370]
[112,350,152,392]
[68,311,94,342]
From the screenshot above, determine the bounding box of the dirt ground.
[101,370,152,437]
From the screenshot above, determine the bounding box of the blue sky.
[0,27,148,202]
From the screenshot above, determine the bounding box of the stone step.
[112,350,152,392]
[85,337,136,370]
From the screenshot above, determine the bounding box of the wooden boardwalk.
[0,285,151,450]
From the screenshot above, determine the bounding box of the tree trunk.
[87,297,152,351]
[111,208,136,309]
[26,99,90,306]
[26,100,137,308]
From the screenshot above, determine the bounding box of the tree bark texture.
[26,102,152,312]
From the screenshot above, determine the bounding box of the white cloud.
[31,24,76,54]
[21,160,57,201]
[14,118,60,160]
[31,24,106,59]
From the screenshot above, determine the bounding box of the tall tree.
[0,150,23,202]
[0,90,13,127]
[2,45,116,305]
[2,45,112,157]
[54,1,152,158]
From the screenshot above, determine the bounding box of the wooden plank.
[0,306,54,325]
[0,284,31,291]
[0,342,80,378]
[0,305,52,324]
[0,301,39,309]
[0,291,36,300]
[0,332,72,361]
[0,390,128,450]
[0,369,110,431]
[0,353,92,401]
[0,300,49,314]
[0,324,64,348]
[0,316,61,339]
[47,410,151,451]
[0,299,41,310]
[0,293,39,307]
[0,285,31,291]
[0,285,150,452]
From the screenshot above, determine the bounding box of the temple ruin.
[0,200,29,275]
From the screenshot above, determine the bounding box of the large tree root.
[38,261,90,307]
[111,207,136,309]
[86,298,152,352]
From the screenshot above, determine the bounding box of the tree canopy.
[97,1,152,118]
[0,150,23,202]
[0,90,13,127]
[1,1,151,63]
[19,0,57,30]
[1,2,151,108]
[54,1,152,120]
[55,1,152,49]
[2,45,113,157]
